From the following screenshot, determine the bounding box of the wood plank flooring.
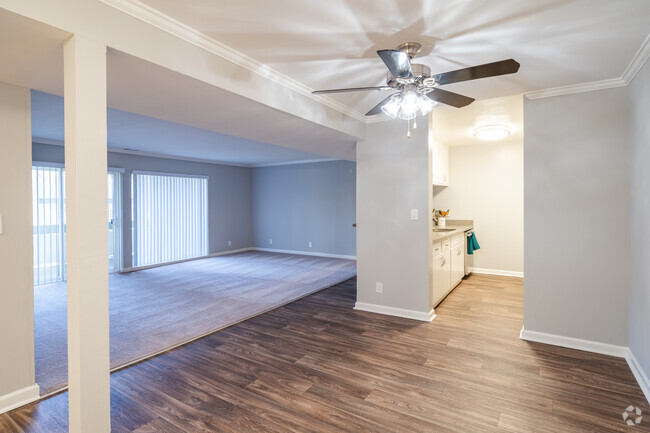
[2,274,648,432]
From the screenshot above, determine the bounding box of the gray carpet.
[34,250,356,395]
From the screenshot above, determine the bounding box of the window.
[132,172,208,268]
[32,165,123,286]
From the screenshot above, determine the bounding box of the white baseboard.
[519,326,628,357]
[626,348,650,405]
[253,247,356,260]
[0,384,40,415]
[354,302,435,322]
[471,267,524,278]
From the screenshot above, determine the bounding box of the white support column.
[64,35,111,433]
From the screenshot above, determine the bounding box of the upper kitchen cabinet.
[429,114,449,186]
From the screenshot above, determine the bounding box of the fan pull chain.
[413,118,417,130]
[407,118,411,138]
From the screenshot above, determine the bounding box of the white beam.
[64,35,111,433]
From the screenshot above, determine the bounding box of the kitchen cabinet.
[450,236,465,287]
[432,233,466,307]
[432,240,451,307]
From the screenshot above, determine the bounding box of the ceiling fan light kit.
[312,42,521,138]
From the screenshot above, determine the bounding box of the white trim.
[32,139,344,169]
[132,169,209,180]
[32,138,64,147]
[124,247,254,272]
[524,77,627,100]
[471,267,524,278]
[519,326,628,358]
[253,247,356,260]
[354,302,435,322]
[0,384,40,415]
[622,32,650,84]
[110,147,252,168]
[99,0,367,124]
[32,160,64,169]
[626,348,650,405]
[251,157,339,168]
[526,33,650,99]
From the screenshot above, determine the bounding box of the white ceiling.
[31,91,334,166]
[431,95,523,147]
[0,8,357,164]
[2,2,649,164]
[138,0,650,116]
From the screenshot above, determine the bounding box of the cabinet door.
[451,244,464,286]
[442,249,451,294]
[433,254,446,306]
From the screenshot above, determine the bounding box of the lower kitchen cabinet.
[432,234,466,308]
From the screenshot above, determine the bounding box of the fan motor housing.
[386,63,434,88]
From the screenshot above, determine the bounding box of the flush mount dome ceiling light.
[473,124,511,141]
[312,42,521,138]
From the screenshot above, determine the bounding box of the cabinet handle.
[441,258,446,267]
[457,249,461,256]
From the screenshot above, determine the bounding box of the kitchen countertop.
[432,222,474,243]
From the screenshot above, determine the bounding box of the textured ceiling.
[139,0,650,116]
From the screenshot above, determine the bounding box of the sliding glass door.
[132,172,208,268]
[32,165,66,285]
[32,165,123,285]
[107,171,123,273]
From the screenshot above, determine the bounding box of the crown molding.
[99,0,367,123]
[622,32,650,84]
[524,77,627,100]
[526,32,649,100]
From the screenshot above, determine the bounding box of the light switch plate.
[410,209,419,220]
[376,282,383,293]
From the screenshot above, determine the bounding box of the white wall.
[0,81,38,408]
[628,58,650,388]
[433,140,523,275]
[523,86,629,346]
[356,119,433,319]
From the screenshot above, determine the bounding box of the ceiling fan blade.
[434,59,520,85]
[312,86,391,95]
[425,88,475,108]
[366,93,398,116]
[377,50,413,79]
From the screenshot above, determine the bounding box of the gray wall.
[628,59,650,378]
[356,119,432,314]
[252,160,356,256]
[523,87,629,346]
[32,143,253,269]
[0,82,36,397]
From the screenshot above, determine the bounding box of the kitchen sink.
[433,228,456,232]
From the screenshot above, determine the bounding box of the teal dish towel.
[467,232,481,255]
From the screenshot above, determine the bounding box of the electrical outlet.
[376,282,383,294]
[308,242,312,248]
[269,239,273,245]
[228,240,231,247]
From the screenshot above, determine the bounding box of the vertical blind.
[32,165,123,286]
[32,165,66,285]
[132,172,208,268]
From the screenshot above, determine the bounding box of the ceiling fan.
[312,42,520,120]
